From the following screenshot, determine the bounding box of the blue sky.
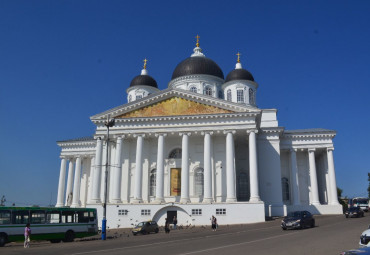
[0,0,369,206]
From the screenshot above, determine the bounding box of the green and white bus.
[0,207,98,247]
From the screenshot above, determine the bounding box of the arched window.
[237,172,249,201]
[169,148,182,159]
[227,89,232,101]
[249,88,254,105]
[237,90,244,103]
[150,169,156,196]
[128,95,132,102]
[190,86,197,93]
[194,168,204,196]
[136,95,142,100]
[205,86,212,96]
[282,177,290,201]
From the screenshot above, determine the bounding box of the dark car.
[132,221,159,235]
[340,246,370,255]
[281,211,315,230]
[345,207,365,218]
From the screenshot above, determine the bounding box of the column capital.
[327,147,334,152]
[155,133,168,138]
[201,131,213,136]
[133,134,146,138]
[94,136,103,140]
[289,148,298,153]
[308,148,316,153]
[60,156,67,159]
[113,135,125,139]
[179,132,191,137]
[223,130,236,135]
[247,129,259,134]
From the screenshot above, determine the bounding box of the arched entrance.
[152,205,191,226]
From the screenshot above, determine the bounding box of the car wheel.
[50,239,61,243]
[141,230,147,235]
[311,221,315,228]
[282,227,287,230]
[133,232,137,236]
[345,215,348,218]
[64,230,75,242]
[155,228,159,233]
[0,233,7,247]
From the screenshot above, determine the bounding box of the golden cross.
[196,35,200,47]
[143,58,148,69]
[236,52,241,63]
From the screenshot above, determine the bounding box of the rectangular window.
[118,209,128,216]
[12,210,29,224]
[237,90,244,103]
[141,209,151,216]
[192,209,202,215]
[0,210,11,225]
[216,208,226,215]
[46,211,60,224]
[31,211,46,224]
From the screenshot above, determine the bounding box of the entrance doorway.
[167,210,177,224]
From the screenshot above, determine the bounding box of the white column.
[65,158,75,206]
[180,133,191,203]
[155,133,166,203]
[71,156,82,207]
[290,148,300,205]
[111,136,124,203]
[203,132,213,203]
[91,137,103,203]
[225,131,236,202]
[56,157,67,207]
[327,148,340,205]
[249,130,260,202]
[308,149,320,205]
[86,156,95,203]
[133,135,144,203]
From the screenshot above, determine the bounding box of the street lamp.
[102,115,115,240]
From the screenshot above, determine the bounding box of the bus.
[350,197,369,212]
[0,207,98,247]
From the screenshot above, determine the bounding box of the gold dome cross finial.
[236,52,241,63]
[143,58,148,69]
[196,35,200,47]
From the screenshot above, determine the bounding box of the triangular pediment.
[116,97,233,118]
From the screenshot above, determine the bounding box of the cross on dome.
[191,35,205,57]
[143,58,148,69]
[235,52,242,69]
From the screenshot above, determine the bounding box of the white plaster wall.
[127,86,159,103]
[280,150,290,204]
[221,80,258,106]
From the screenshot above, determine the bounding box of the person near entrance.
[211,216,217,231]
[165,218,170,234]
[173,216,177,229]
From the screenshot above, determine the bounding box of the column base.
[226,198,237,203]
[71,202,80,208]
[111,199,122,204]
[132,199,143,204]
[329,201,340,206]
[154,198,165,204]
[310,201,321,206]
[249,197,261,203]
[202,198,213,203]
[90,199,102,204]
[180,198,191,204]
[55,203,64,207]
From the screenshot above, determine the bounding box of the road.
[2,213,369,255]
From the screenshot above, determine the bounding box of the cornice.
[168,74,224,88]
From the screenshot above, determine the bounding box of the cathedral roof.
[225,53,254,82]
[171,56,224,80]
[171,37,224,80]
[129,58,158,88]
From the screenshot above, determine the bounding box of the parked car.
[132,221,159,235]
[360,226,370,248]
[340,246,370,255]
[345,207,365,218]
[281,211,315,230]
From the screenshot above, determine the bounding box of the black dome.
[225,68,254,82]
[171,56,224,80]
[130,74,158,88]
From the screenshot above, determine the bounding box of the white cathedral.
[55,39,342,229]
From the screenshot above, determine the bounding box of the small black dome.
[130,74,158,88]
[225,68,254,82]
[171,56,224,80]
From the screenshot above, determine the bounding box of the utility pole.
[0,196,6,206]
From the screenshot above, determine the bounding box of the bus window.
[46,211,60,224]
[77,211,90,223]
[89,211,95,222]
[0,210,11,224]
[61,211,74,223]
[31,211,46,224]
[12,210,30,224]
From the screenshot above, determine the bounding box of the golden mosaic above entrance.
[116,97,233,118]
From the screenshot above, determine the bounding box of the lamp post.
[102,115,115,240]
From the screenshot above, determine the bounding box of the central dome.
[171,56,224,80]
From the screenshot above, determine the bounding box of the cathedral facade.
[55,41,342,229]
